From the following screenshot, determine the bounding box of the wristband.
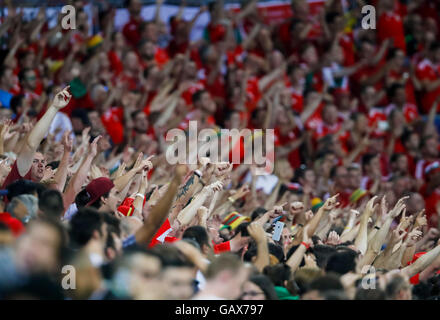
[374,226,380,230]
[228,197,236,204]
[194,170,203,178]
[135,193,145,199]
[301,242,310,250]
[297,224,304,228]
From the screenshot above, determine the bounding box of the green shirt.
[275,286,300,300]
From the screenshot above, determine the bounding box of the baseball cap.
[85,177,115,207]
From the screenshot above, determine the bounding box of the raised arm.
[354,196,377,255]
[62,136,100,211]
[134,165,186,244]
[49,132,73,192]
[292,194,339,246]
[286,225,312,273]
[247,222,270,272]
[16,87,71,177]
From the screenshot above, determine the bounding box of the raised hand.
[205,181,223,195]
[269,202,287,219]
[89,135,101,158]
[290,201,305,217]
[389,196,409,219]
[229,184,250,202]
[247,222,267,243]
[405,227,423,247]
[415,209,428,228]
[326,231,341,246]
[51,86,72,110]
[323,193,340,211]
[61,130,73,153]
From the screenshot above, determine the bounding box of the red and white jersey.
[415,159,440,180]
[416,58,440,113]
[385,103,419,123]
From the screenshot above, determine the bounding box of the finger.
[279,202,288,208]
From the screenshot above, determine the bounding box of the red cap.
[85,177,114,207]
[0,212,25,236]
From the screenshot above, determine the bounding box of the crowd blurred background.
[0,0,440,300]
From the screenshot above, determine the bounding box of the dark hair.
[151,244,194,269]
[18,68,33,83]
[6,180,47,201]
[251,207,267,221]
[269,243,285,263]
[9,94,25,115]
[46,161,60,170]
[390,152,406,164]
[234,222,250,237]
[205,253,243,280]
[293,165,309,182]
[6,179,39,201]
[325,249,358,274]
[192,90,207,105]
[386,47,402,60]
[309,273,344,292]
[71,108,90,126]
[325,11,341,25]
[385,275,411,299]
[74,188,109,209]
[286,244,306,268]
[263,263,292,287]
[69,207,104,248]
[102,212,121,256]
[387,83,405,100]
[420,135,436,150]
[309,245,337,268]
[362,153,378,169]
[247,275,279,300]
[182,226,210,250]
[102,212,121,237]
[39,189,65,219]
[429,41,440,52]
[401,129,418,146]
[1,273,65,300]
[355,287,386,300]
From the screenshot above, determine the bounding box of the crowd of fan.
[1,0,440,300]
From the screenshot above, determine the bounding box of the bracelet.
[374,226,380,230]
[194,170,203,178]
[228,197,236,204]
[297,223,304,228]
[301,242,310,250]
[135,193,145,199]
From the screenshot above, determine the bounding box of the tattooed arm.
[168,172,204,224]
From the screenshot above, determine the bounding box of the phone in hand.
[272,221,285,242]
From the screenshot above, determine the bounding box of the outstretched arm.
[16,87,71,176]
[134,165,186,244]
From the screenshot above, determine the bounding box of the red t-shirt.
[420,184,440,228]
[416,58,440,113]
[377,11,406,52]
[122,17,142,48]
[101,107,124,145]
